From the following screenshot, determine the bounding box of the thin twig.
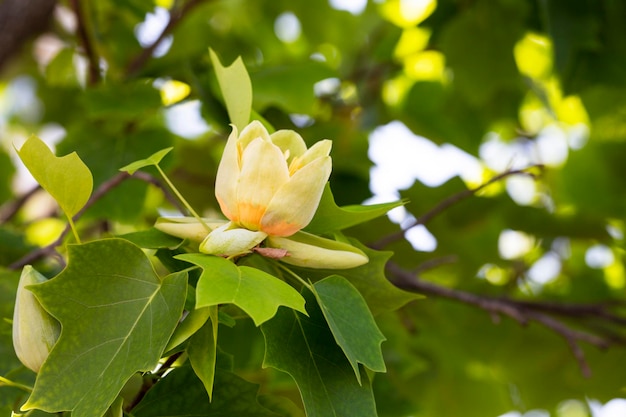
[8,171,186,270]
[132,170,187,213]
[69,0,100,85]
[125,0,207,77]
[370,165,543,250]
[0,184,40,224]
[386,261,621,377]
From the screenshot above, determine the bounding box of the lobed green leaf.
[176,253,307,326]
[305,184,404,234]
[312,275,387,382]
[261,289,378,417]
[21,239,187,417]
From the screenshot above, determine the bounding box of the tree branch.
[125,0,207,78]
[370,165,543,250]
[0,0,57,70]
[387,261,624,377]
[0,185,41,224]
[8,171,186,270]
[69,0,100,85]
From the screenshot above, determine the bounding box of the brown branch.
[370,165,543,250]
[8,171,186,270]
[69,0,100,85]
[125,0,207,78]
[0,185,41,224]
[387,261,623,377]
[0,0,57,70]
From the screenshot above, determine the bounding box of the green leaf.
[164,306,211,353]
[22,239,187,417]
[119,147,173,175]
[305,184,404,234]
[293,243,421,316]
[118,228,184,250]
[312,275,386,382]
[187,306,218,400]
[132,365,280,417]
[209,48,252,131]
[176,253,307,326]
[16,135,93,220]
[251,62,336,114]
[261,289,378,417]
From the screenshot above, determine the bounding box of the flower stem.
[0,375,32,393]
[67,215,81,244]
[155,165,210,232]
[276,262,312,291]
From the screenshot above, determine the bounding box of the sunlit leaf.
[119,147,173,175]
[176,253,306,326]
[209,48,252,131]
[312,275,386,382]
[261,289,378,417]
[16,136,93,220]
[21,239,187,417]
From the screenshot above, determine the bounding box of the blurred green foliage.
[1,0,626,416]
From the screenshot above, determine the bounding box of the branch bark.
[370,165,543,250]
[8,171,186,270]
[387,261,625,377]
[0,0,57,70]
[125,0,208,78]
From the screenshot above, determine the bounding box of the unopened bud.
[12,266,60,373]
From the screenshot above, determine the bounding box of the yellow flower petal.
[261,156,331,236]
[200,222,267,256]
[288,139,332,174]
[267,231,368,269]
[236,137,290,230]
[215,126,242,222]
[269,129,308,163]
[238,120,271,148]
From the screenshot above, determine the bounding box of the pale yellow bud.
[266,232,369,269]
[12,266,60,373]
[199,221,267,257]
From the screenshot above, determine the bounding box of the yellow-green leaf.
[209,48,252,131]
[16,136,93,219]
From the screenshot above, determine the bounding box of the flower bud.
[200,221,267,257]
[12,266,60,373]
[266,231,369,269]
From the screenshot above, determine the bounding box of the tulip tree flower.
[156,121,368,269]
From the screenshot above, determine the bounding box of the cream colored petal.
[238,120,271,148]
[236,137,290,230]
[155,217,228,242]
[270,129,307,163]
[260,156,331,236]
[215,125,241,221]
[200,222,267,257]
[288,139,332,174]
[266,232,368,269]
